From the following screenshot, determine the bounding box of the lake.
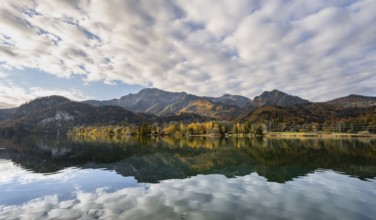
[0,136,375,220]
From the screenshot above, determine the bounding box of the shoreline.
[179,132,376,139]
[68,131,376,139]
[265,132,376,138]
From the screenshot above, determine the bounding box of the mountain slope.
[326,94,376,108]
[85,88,241,120]
[207,94,251,107]
[85,88,186,114]
[0,96,145,135]
[169,95,240,120]
[251,90,310,107]
[238,102,376,131]
[14,96,71,118]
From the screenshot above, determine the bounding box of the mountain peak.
[271,89,281,92]
[116,88,188,114]
[139,88,164,93]
[252,90,309,107]
[347,94,373,99]
[221,94,233,97]
[261,89,286,95]
[20,96,71,108]
[326,94,376,108]
[209,94,251,107]
[125,88,186,98]
[15,96,71,117]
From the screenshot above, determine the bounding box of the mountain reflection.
[1,136,375,183]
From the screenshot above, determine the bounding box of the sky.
[0,0,375,108]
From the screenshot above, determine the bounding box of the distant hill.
[251,90,310,107]
[238,103,336,124]
[238,102,376,132]
[0,96,145,135]
[326,94,376,108]
[14,96,71,118]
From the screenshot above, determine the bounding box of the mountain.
[1,89,374,135]
[207,94,251,107]
[85,89,309,118]
[85,88,186,113]
[84,88,376,122]
[251,90,310,107]
[238,103,334,124]
[0,96,145,135]
[238,102,376,132]
[14,96,71,118]
[326,94,376,108]
[85,88,241,120]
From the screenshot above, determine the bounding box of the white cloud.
[0,71,8,79]
[0,79,91,108]
[0,0,375,101]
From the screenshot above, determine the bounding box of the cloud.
[0,0,375,101]
[0,78,91,108]
[0,170,375,219]
[0,71,8,79]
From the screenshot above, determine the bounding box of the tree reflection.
[1,135,375,183]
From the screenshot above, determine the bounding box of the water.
[0,136,375,219]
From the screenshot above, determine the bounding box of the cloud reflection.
[0,161,138,206]
[1,167,375,220]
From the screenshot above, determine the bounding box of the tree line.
[68,120,375,139]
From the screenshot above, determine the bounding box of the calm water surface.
[0,136,375,219]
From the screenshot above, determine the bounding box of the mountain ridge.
[83,88,315,118]
[325,94,376,108]
[0,89,375,135]
[85,88,244,120]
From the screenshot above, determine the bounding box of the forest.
[68,118,376,139]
